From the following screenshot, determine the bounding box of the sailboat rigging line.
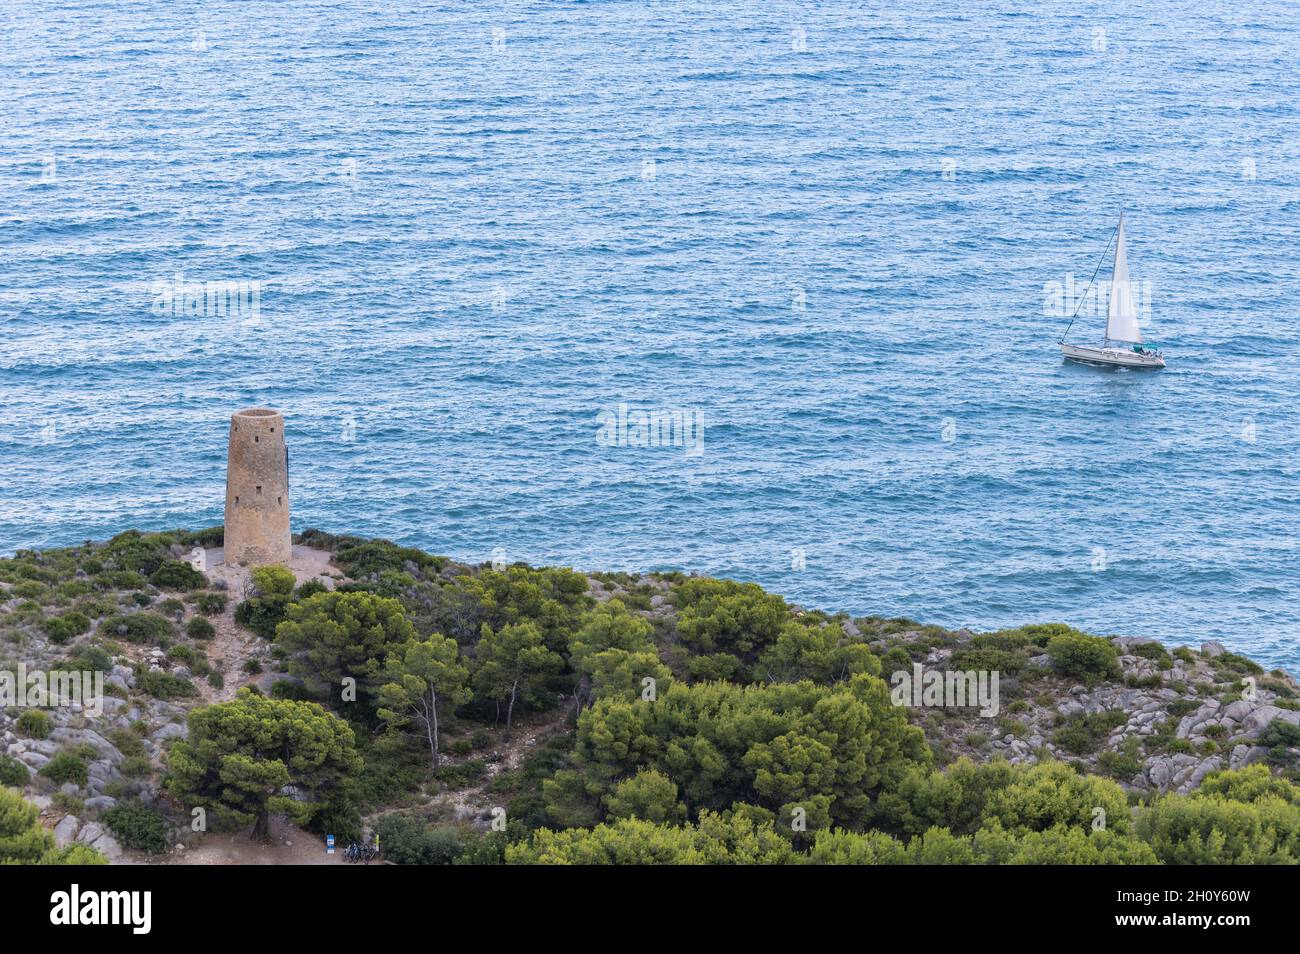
[1058,223,1118,344]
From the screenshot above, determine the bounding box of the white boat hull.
[1060,343,1165,369]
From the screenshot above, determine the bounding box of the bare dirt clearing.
[152,816,344,866]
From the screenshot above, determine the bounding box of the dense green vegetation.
[4,528,1300,864]
[102,800,170,853]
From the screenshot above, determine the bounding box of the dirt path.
[197,545,340,702]
[152,816,346,865]
[368,705,575,830]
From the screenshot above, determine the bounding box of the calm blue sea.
[2,1,1298,669]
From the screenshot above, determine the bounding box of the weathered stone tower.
[223,407,291,567]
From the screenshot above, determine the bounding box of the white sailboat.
[1059,213,1165,369]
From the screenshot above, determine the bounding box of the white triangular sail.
[1105,214,1142,343]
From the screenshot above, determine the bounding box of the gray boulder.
[1242,705,1300,737]
[18,751,50,770]
[1229,744,1270,770]
[89,833,123,862]
[1147,758,1174,789]
[1221,699,1257,722]
[152,722,186,743]
[53,815,80,847]
[1186,756,1223,791]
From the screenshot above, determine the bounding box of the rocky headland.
[2,528,1298,864]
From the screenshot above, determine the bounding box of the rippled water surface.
[2,1,1298,668]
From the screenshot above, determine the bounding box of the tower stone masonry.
[224,407,291,566]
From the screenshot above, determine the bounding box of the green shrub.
[454,831,507,865]
[73,595,116,619]
[1172,646,1196,664]
[64,643,112,672]
[295,579,329,601]
[879,646,913,676]
[98,612,174,644]
[0,755,30,787]
[1046,632,1120,684]
[135,670,197,700]
[328,537,444,579]
[336,571,416,600]
[102,801,169,853]
[374,815,463,865]
[191,592,228,616]
[997,718,1028,737]
[16,709,52,740]
[1053,711,1126,755]
[149,561,206,590]
[12,581,48,601]
[1125,673,1162,689]
[40,749,90,786]
[1213,652,1263,677]
[56,580,92,599]
[999,623,1082,648]
[42,611,91,644]
[234,565,296,638]
[1260,719,1300,766]
[158,598,185,619]
[186,616,216,640]
[166,644,202,666]
[98,570,147,590]
[177,526,223,549]
[102,531,171,576]
[1097,739,1144,781]
[950,646,1028,674]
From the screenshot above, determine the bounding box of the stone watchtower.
[223,407,291,566]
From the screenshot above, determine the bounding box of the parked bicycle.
[343,841,379,863]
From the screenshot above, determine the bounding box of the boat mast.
[1102,212,1124,347]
